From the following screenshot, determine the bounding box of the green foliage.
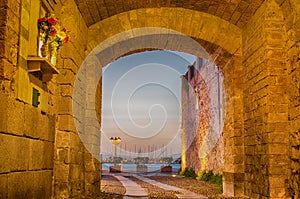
[196,170,223,193]
[196,170,206,180]
[202,170,214,181]
[179,169,223,193]
[212,174,222,185]
[179,168,197,179]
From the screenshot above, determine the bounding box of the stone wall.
[219,54,245,197]
[197,60,225,174]
[181,52,245,197]
[243,0,271,196]
[0,0,19,94]
[243,0,290,197]
[283,0,300,198]
[181,66,201,173]
[0,0,101,198]
[53,0,101,198]
[0,0,55,198]
[181,59,225,175]
[0,93,55,198]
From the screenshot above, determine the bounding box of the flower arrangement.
[48,27,69,50]
[38,13,69,50]
[37,13,69,65]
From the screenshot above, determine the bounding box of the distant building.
[181,58,224,174]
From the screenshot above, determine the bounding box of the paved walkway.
[108,173,208,199]
[134,175,207,199]
[113,175,147,198]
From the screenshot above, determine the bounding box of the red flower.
[45,13,49,17]
[63,37,69,44]
[48,17,57,25]
[38,17,46,23]
[50,29,57,36]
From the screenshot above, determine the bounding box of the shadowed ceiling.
[74,0,264,28]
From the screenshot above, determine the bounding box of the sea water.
[102,163,181,172]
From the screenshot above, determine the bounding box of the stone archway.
[39,0,300,198]
[74,0,299,197]
[86,8,242,55]
[77,8,244,197]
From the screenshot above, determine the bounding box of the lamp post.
[110,137,121,166]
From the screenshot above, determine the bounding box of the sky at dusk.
[101,50,195,158]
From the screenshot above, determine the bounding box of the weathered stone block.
[37,114,50,141]
[85,171,97,183]
[57,114,76,132]
[53,161,69,182]
[0,93,24,136]
[245,135,256,146]
[0,174,8,198]
[60,43,80,66]
[84,157,96,172]
[69,149,83,165]
[267,132,289,144]
[7,170,52,198]
[223,173,235,197]
[7,10,20,36]
[269,165,288,175]
[269,155,288,165]
[57,148,69,164]
[34,170,53,198]
[69,132,82,149]
[268,144,287,155]
[267,122,289,132]
[53,182,69,199]
[24,104,39,138]
[60,84,73,97]
[63,59,79,74]
[56,69,76,85]
[69,180,84,198]
[69,164,83,180]
[270,187,286,199]
[1,59,15,80]
[8,172,33,198]
[55,130,70,149]
[3,32,18,65]
[43,141,54,169]
[233,155,244,165]
[48,115,55,142]
[29,139,44,170]
[0,134,29,172]
[57,96,73,115]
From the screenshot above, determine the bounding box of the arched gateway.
[0,0,299,198]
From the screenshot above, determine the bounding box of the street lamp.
[110,137,121,166]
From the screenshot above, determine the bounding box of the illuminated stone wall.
[181,59,225,175]
[243,1,289,197]
[0,0,101,198]
[0,0,55,197]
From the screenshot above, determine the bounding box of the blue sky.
[101,50,195,157]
